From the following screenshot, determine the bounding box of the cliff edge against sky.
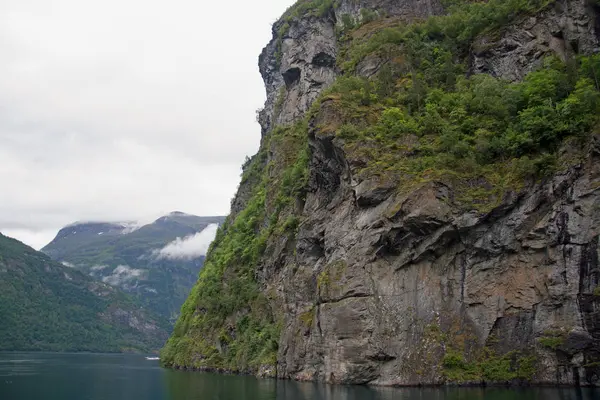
[162,0,600,386]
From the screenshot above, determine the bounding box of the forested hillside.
[42,213,225,323]
[0,233,168,352]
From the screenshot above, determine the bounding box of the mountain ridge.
[42,212,226,324]
[0,232,168,352]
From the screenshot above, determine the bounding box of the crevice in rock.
[283,67,301,88]
[311,52,336,68]
[590,1,600,43]
[375,228,409,257]
[316,304,323,337]
[460,253,467,304]
[486,310,536,352]
[570,39,579,54]
[308,134,345,205]
[453,227,468,304]
[573,366,581,387]
[318,293,372,305]
[578,235,599,294]
[367,351,396,362]
[356,186,394,208]
[308,237,325,259]
[557,211,571,245]
[575,234,600,385]
[551,29,564,39]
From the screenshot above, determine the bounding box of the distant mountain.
[42,212,226,324]
[0,233,168,352]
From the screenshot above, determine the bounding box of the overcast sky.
[0,0,294,249]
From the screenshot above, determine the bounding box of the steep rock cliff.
[163,0,600,387]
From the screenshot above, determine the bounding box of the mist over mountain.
[0,233,168,352]
[42,212,225,324]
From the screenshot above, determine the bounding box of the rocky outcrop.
[169,0,600,387]
[271,132,600,386]
[471,0,600,81]
[255,0,600,387]
[257,0,444,134]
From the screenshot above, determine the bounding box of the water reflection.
[163,370,600,400]
[0,352,167,400]
[164,369,277,400]
[268,381,600,400]
[0,353,598,400]
[0,358,42,377]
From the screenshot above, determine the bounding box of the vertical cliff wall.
[163,0,600,387]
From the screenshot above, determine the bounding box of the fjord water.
[0,353,598,400]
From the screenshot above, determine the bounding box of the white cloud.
[156,223,219,260]
[102,265,146,286]
[61,261,76,268]
[0,0,295,249]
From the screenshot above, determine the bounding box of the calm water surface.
[0,352,598,400]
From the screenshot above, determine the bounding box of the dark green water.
[0,353,598,400]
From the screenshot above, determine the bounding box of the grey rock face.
[334,0,443,19]
[471,0,600,81]
[257,0,443,135]
[258,16,338,135]
[248,0,600,387]
[271,129,600,387]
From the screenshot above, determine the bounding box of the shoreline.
[167,364,600,389]
[0,350,159,356]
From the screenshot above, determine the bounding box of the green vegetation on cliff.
[0,233,168,352]
[324,55,599,209]
[163,0,600,376]
[326,0,599,210]
[160,123,309,372]
[442,348,537,383]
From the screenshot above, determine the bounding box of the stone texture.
[257,0,444,135]
[471,0,600,81]
[270,128,600,387]
[251,0,600,387]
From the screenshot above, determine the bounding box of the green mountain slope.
[42,213,225,324]
[0,233,169,352]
